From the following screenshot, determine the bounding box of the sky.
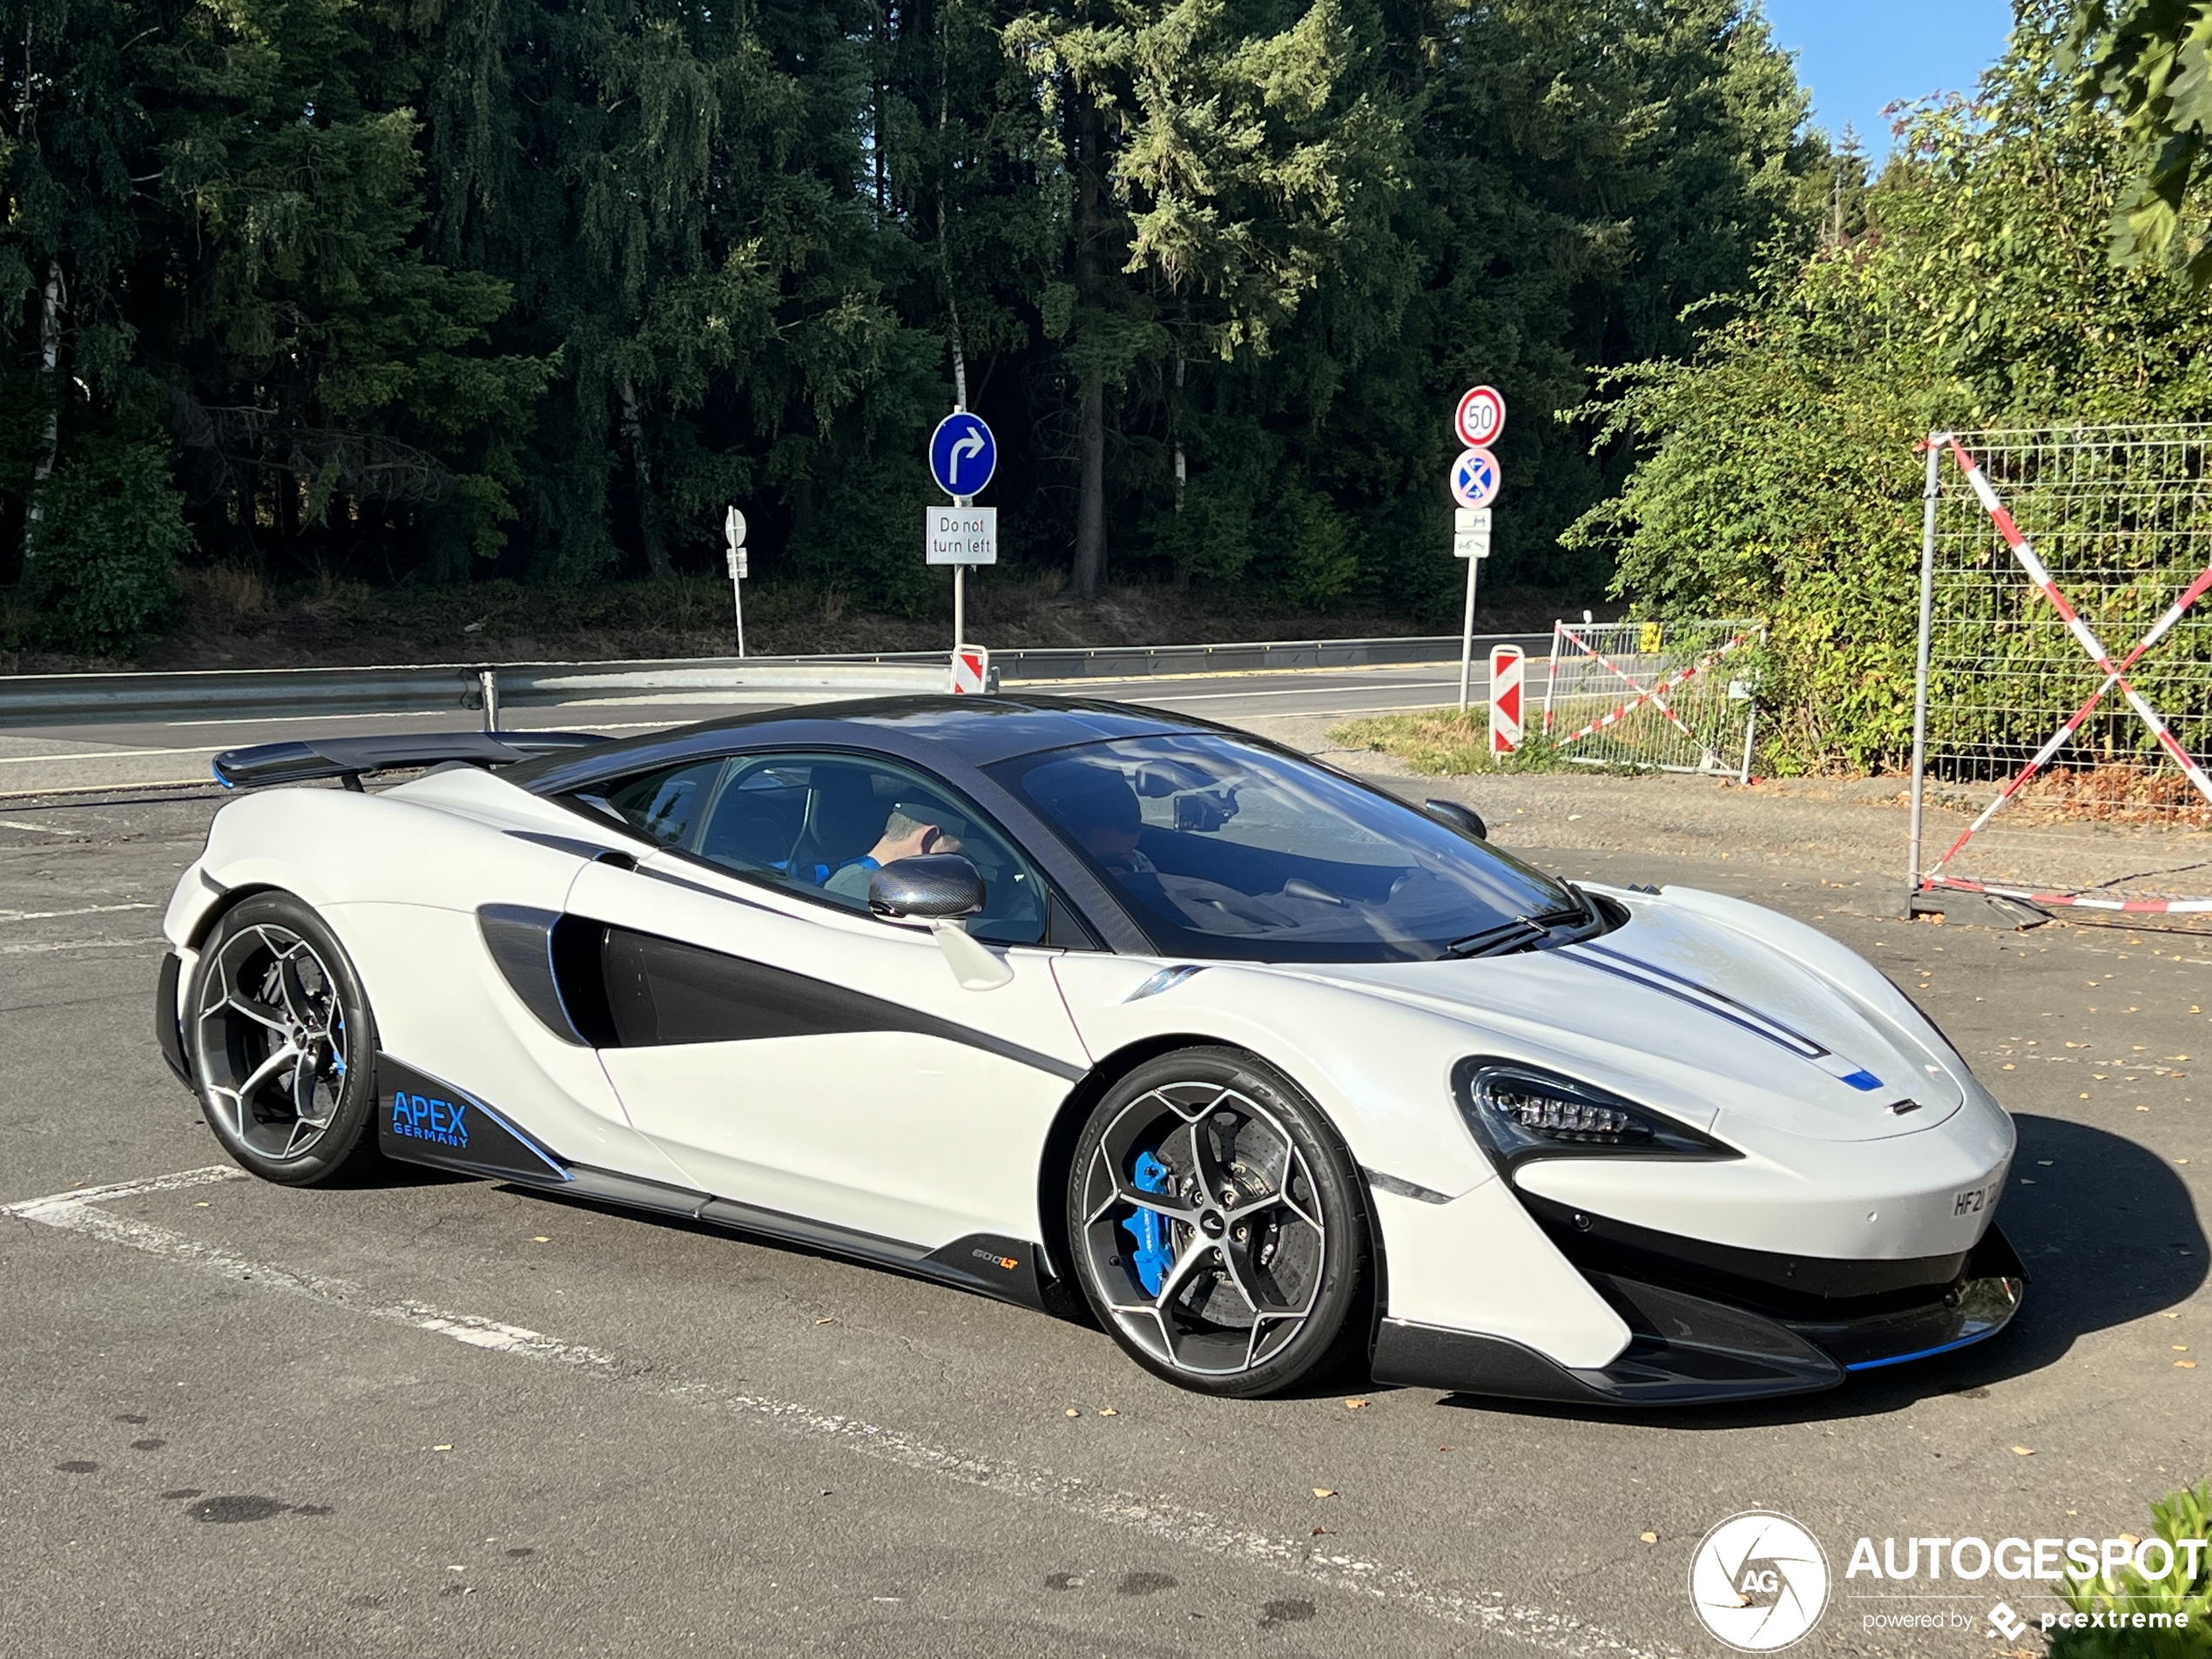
[1761,0,2017,162]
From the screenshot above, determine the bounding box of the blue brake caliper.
[1120,1150,1176,1296]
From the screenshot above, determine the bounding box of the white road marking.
[0,746,225,765]
[0,819,72,832]
[1137,681,1460,704]
[3,1163,248,1214]
[0,902,156,922]
[171,710,453,727]
[0,934,165,955]
[8,1163,1671,1659]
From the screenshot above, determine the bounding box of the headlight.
[1453,1058,1738,1170]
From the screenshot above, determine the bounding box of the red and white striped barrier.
[1919,873,2212,915]
[1547,625,1755,761]
[1919,434,2212,914]
[1488,644,1523,754]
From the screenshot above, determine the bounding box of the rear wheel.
[1066,1048,1372,1398]
[187,894,380,1186]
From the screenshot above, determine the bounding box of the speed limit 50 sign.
[1454,385,1507,449]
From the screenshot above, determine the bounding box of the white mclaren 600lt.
[156,696,2025,1404]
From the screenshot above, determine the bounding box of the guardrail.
[0,631,1545,729]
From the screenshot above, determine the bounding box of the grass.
[1328,709,1568,776]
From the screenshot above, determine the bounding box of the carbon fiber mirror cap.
[869,853,986,920]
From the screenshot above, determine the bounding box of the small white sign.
[1453,504,1491,559]
[952,644,989,695]
[724,505,746,550]
[927,506,998,565]
[725,548,747,579]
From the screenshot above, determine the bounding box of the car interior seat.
[789,765,885,882]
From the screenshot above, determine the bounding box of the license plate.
[1952,1181,1995,1217]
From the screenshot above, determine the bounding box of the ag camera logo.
[1688,1511,1831,1651]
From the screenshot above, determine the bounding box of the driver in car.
[1035,764,1157,875]
[824,806,964,904]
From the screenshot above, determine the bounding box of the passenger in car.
[1028,763,1157,875]
[822,806,964,904]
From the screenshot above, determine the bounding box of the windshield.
[990,734,1588,962]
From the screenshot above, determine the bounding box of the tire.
[185,893,381,1186]
[1066,1047,1373,1399]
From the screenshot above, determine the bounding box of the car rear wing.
[212,731,610,791]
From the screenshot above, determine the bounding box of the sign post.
[723,506,748,658]
[927,411,998,688]
[1447,436,1503,710]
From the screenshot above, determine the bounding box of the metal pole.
[1738,699,1757,786]
[1456,555,1479,711]
[733,571,745,658]
[1905,435,1942,917]
[953,494,970,691]
[1541,619,1561,735]
[478,668,500,734]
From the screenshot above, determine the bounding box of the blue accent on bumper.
[1838,1069,1883,1091]
[1844,1323,2004,1372]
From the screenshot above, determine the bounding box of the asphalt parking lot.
[2,775,2206,1658]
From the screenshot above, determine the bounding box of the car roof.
[503,693,1231,797]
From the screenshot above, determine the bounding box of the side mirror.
[1424,799,1487,841]
[871,853,1012,992]
[869,853,985,920]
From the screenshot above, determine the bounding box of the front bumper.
[155,952,191,1085]
[1372,1224,2027,1406]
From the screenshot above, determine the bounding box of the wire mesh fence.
[1541,619,1764,777]
[1912,424,2212,915]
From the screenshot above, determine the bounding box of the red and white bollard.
[1488,644,1523,756]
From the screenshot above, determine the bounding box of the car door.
[561,749,1094,1251]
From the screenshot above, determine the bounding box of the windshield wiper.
[1444,917,1546,958]
[1444,899,1591,959]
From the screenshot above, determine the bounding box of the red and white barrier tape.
[1925,435,2212,886]
[1549,627,1753,759]
[1919,873,2212,915]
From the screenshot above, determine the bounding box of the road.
[1,718,2207,1656]
[0,660,1491,799]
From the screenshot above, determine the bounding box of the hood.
[1281,901,1963,1143]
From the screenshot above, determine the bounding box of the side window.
[692,752,1049,946]
[585,759,725,848]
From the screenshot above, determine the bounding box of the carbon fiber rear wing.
[212,730,610,791]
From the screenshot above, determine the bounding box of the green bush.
[19,435,190,654]
[1570,11,2212,774]
[2052,1482,2212,1658]
[19,435,189,656]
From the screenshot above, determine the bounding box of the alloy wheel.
[1075,1080,1329,1378]
[192,923,352,1162]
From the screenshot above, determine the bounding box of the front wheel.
[186,893,381,1186]
[1066,1048,1372,1398]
